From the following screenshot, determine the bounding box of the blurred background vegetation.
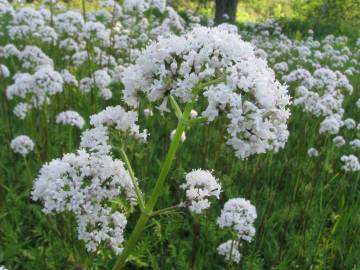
[172,0,360,39]
[16,0,360,38]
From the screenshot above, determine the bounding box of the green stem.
[68,127,73,152]
[42,100,49,161]
[228,239,235,270]
[119,148,145,211]
[112,100,194,270]
[23,157,32,181]
[112,76,224,269]
[151,203,183,216]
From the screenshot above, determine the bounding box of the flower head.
[217,198,257,242]
[180,169,221,214]
[10,135,34,156]
[217,240,241,264]
[32,150,135,253]
[56,110,85,129]
[122,26,290,159]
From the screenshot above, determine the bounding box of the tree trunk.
[215,0,239,24]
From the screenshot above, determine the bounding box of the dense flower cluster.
[307,147,319,157]
[333,136,346,147]
[56,111,85,129]
[90,105,148,142]
[217,240,241,263]
[180,169,221,214]
[31,150,135,253]
[217,198,257,264]
[0,64,10,78]
[240,19,359,172]
[122,26,290,159]
[80,126,111,155]
[10,135,35,157]
[32,98,150,253]
[6,64,63,119]
[340,155,360,172]
[1,0,196,121]
[217,198,257,242]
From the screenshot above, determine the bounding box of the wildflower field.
[0,0,360,269]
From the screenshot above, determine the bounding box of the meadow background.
[0,0,360,269]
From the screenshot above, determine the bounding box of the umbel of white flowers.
[180,169,221,214]
[217,240,242,263]
[217,198,257,264]
[10,135,34,157]
[56,110,85,129]
[121,25,290,159]
[217,198,257,242]
[31,149,135,254]
[32,105,147,254]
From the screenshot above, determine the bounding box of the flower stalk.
[119,148,145,211]
[112,98,194,269]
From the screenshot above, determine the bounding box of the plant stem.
[228,239,235,270]
[23,157,32,181]
[119,148,145,211]
[151,203,183,216]
[68,126,73,152]
[191,216,200,270]
[42,100,49,161]
[112,77,224,269]
[112,100,194,270]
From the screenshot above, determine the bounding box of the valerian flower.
[122,26,290,159]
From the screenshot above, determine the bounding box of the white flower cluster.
[123,0,166,13]
[19,46,54,69]
[286,68,352,119]
[217,197,257,264]
[240,20,360,173]
[122,26,290,159]
[307,147,319,157]
[217,198,257,242]
[61,69,78,86]
[6,7,58,44]
[0,64,10,78]
[356,99,360,109]
[80,126,111,155]
[340,155,360,172]
[56,111,85,129]
[180,169,221,214]
[217,240,241,263]
[79,69,113,100]
[10,135,34,157]
[79,105,147,157]
[1,0,190,120]
[90,105,148,142]
[32,101,149,253]
[31,149,135,254]
[0,0,14,18]
[0,266,8,270]
[333,136,346,147]
[350,139,360,150]
[6,65,63,119]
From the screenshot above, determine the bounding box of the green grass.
[1,62,360,270]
